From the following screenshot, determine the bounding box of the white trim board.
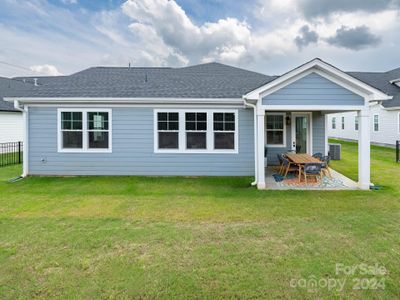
[5,97,243,105]
[23,103,245,109]
[261,105,366,111]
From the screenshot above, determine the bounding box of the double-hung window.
[186,113,207,149]
[154,110,238,153]
[266,113,285,147]
[61,112,83,149]
[354,116,359,131]
[157,112,179,149]
[341,116,345,130]
[373,114,379,132]
[213,113,235,149]
[58,109,111,152]
[332,117,336,129]
[88,112,109,149]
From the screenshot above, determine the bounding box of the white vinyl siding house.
[0,77,33,143]
[328,104,400,147]
[0,111,23,143]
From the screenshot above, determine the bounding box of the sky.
[0,0,399,77]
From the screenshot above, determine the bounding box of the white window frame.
[354,116,359,131]
[265,112,286,148]
[332,117,336,129]
[185,112,208,150]
[57,108,112,153]
[213,112,237,152]
[156,112,180,151]
[153,109,238,154]
[373,114,379,132]
[341,116,345,130]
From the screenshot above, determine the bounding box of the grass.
[0,139,399,299]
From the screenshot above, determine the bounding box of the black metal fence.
[396,140,399,163]
[0,142,23,167]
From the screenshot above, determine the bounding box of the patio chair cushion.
[303,163,322,174]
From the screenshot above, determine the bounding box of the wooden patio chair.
[277,153,285,174]
[281,157,299,178]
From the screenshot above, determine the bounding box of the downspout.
[243,97,258,186]
[14,100,28,177]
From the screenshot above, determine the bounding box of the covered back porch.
[243,59,391,190]
[261,109,367,190]
[264,109,360,189]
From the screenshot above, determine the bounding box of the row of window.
[57,109,238,153]
[155,110,237,152]
[331,115,380,132]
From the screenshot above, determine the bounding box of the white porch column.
[358,109,370,190]
[324,113,329,155]
[256,110,266,189]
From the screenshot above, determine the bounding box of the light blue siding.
[262,73,364,106]
[28,107,255,176]
[312,111,326,155]
[266,112,325,165]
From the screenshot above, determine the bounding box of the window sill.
[58,149,112,153]
[154,149,238,154]
[266,144,286,148]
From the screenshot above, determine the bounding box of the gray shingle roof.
[0,77,33,112]
[14,63,275,99]
[8,62,400,108]
[347,68,400,108]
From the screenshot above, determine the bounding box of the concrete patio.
[265,166,359,190]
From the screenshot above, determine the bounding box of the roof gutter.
[4,97,244,105]
[13,100,28,178]
[13,100,24,112]
[382,106,400,111]
[243,96,258,186]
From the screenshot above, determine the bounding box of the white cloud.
[30,64,63,76]
[122,0,253,64]
[61,0,78,4]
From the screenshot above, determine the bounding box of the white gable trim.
[244,58,392,102]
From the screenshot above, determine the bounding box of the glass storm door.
[292,114,310,154]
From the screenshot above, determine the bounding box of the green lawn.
[0,140,399,299]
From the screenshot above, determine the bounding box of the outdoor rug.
[276,175,347,189]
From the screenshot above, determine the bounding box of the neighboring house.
[328,67,400,147]
[0,77,32,143]
[4,59,392,189]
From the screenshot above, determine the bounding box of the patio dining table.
[285,153,322,182]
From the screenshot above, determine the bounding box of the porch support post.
[358,109,370,190]
[324,114,329,155]
[256,110,266,189]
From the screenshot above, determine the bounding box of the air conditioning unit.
[329,143,341,160]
